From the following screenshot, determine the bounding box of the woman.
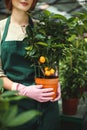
[0,0,61,130]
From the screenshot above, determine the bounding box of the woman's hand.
[12,83,54,102]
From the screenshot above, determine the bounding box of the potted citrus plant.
[24,10,70,99]
[60,12,87,115]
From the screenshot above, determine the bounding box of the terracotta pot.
[62,98,79,115]
[35,78,58,99]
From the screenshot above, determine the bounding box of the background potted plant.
[60,12,87,115]
[24,10,70,99]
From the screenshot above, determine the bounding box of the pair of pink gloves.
[12,82,61,102]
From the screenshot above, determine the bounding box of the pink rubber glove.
[11,83,54,102]
[50,83,61,102]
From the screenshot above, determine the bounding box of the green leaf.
[25,46,33,51]
[0,100,9,111]
[44,10,51,16]
[0,79,4,93]
[7,110,41,127]
[36,42,48,46]
[2,106,18,124]
[52,14,67,21]
[6,95,26,102]
[1,91,18,97]
[35,34,45,39]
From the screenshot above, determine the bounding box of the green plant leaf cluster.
[60,12,87,99]
[24,10,71,78]
[0,79,40,130]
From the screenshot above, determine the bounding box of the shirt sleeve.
[0,21,6,77]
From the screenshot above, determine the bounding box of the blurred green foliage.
[0,79,40,130]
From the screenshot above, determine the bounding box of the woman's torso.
[0,17,35,85]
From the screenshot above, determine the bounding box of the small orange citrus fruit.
[50,68,55,75]
[39,56,46,63]
[44,70,51,76]
[44,67,49,71]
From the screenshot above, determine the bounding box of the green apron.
[1,16,60,130]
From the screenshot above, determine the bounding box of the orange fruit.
[39,56,46,63]
[44,67,49,71]
[44,70,51,76]
[50,68,55,75]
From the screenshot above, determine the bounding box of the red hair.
[4,0,38,11]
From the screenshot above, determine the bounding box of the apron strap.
[0,16,10,57]
[1,16,10,44]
